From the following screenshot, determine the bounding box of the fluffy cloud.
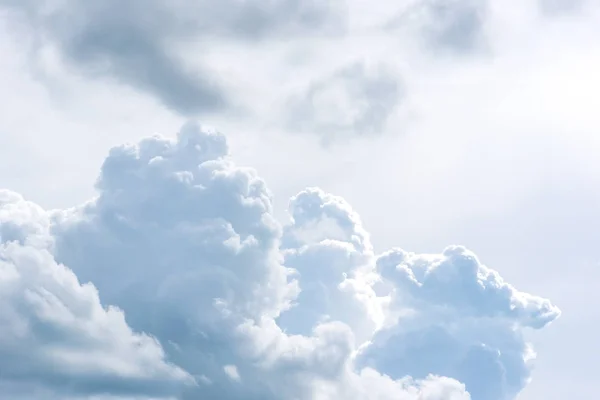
[0,123,559,399]
[357,246,559,400]
[0,191,194,399]
[1,0,346,115]
[285,61,403,142]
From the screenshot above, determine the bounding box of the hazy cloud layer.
[0,123,559,399]
[1,0,589,138]
[385,0,488,54]
[1,0,346,115]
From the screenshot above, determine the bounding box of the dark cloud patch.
[1,0,347,115]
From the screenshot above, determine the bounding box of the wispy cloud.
[2,0,346,115]
[285,60,403,142]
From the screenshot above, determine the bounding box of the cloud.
[357,246,560,400]
[276,185,560,400]
[0,122,559,399]
[285,61,403,142]
[277,188,382,344]
[2,0,598,397]
[0,191,194,399]
[386,0,488,54]
[223,365,241,382]
[0,0,347,116]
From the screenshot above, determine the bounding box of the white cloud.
[357,245,560,400]
[0,191,194,399]
[0,123,559,399]
[223,365,241,382]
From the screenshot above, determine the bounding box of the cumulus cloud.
[357,246,560,400]
[0,191,194,399]
[0,0,347,115]
[0,122,559,399]
[285,61,403,142]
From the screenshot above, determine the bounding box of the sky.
[0,0,598,399]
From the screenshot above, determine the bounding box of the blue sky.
[0,1,597,399]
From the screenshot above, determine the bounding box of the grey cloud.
[286,61,403,142]
[0,122,558,399]
[1,0,347,115]
[386,0,488,54]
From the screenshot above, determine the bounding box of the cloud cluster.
[0,123,559,399]
[1,0,587,147]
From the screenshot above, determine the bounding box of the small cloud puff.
[386,0,488,54]
[285,61,403,143]
[0,122,558,399]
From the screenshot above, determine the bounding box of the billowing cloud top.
[0,123,559,399]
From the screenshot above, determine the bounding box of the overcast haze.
[0,1,598,399]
